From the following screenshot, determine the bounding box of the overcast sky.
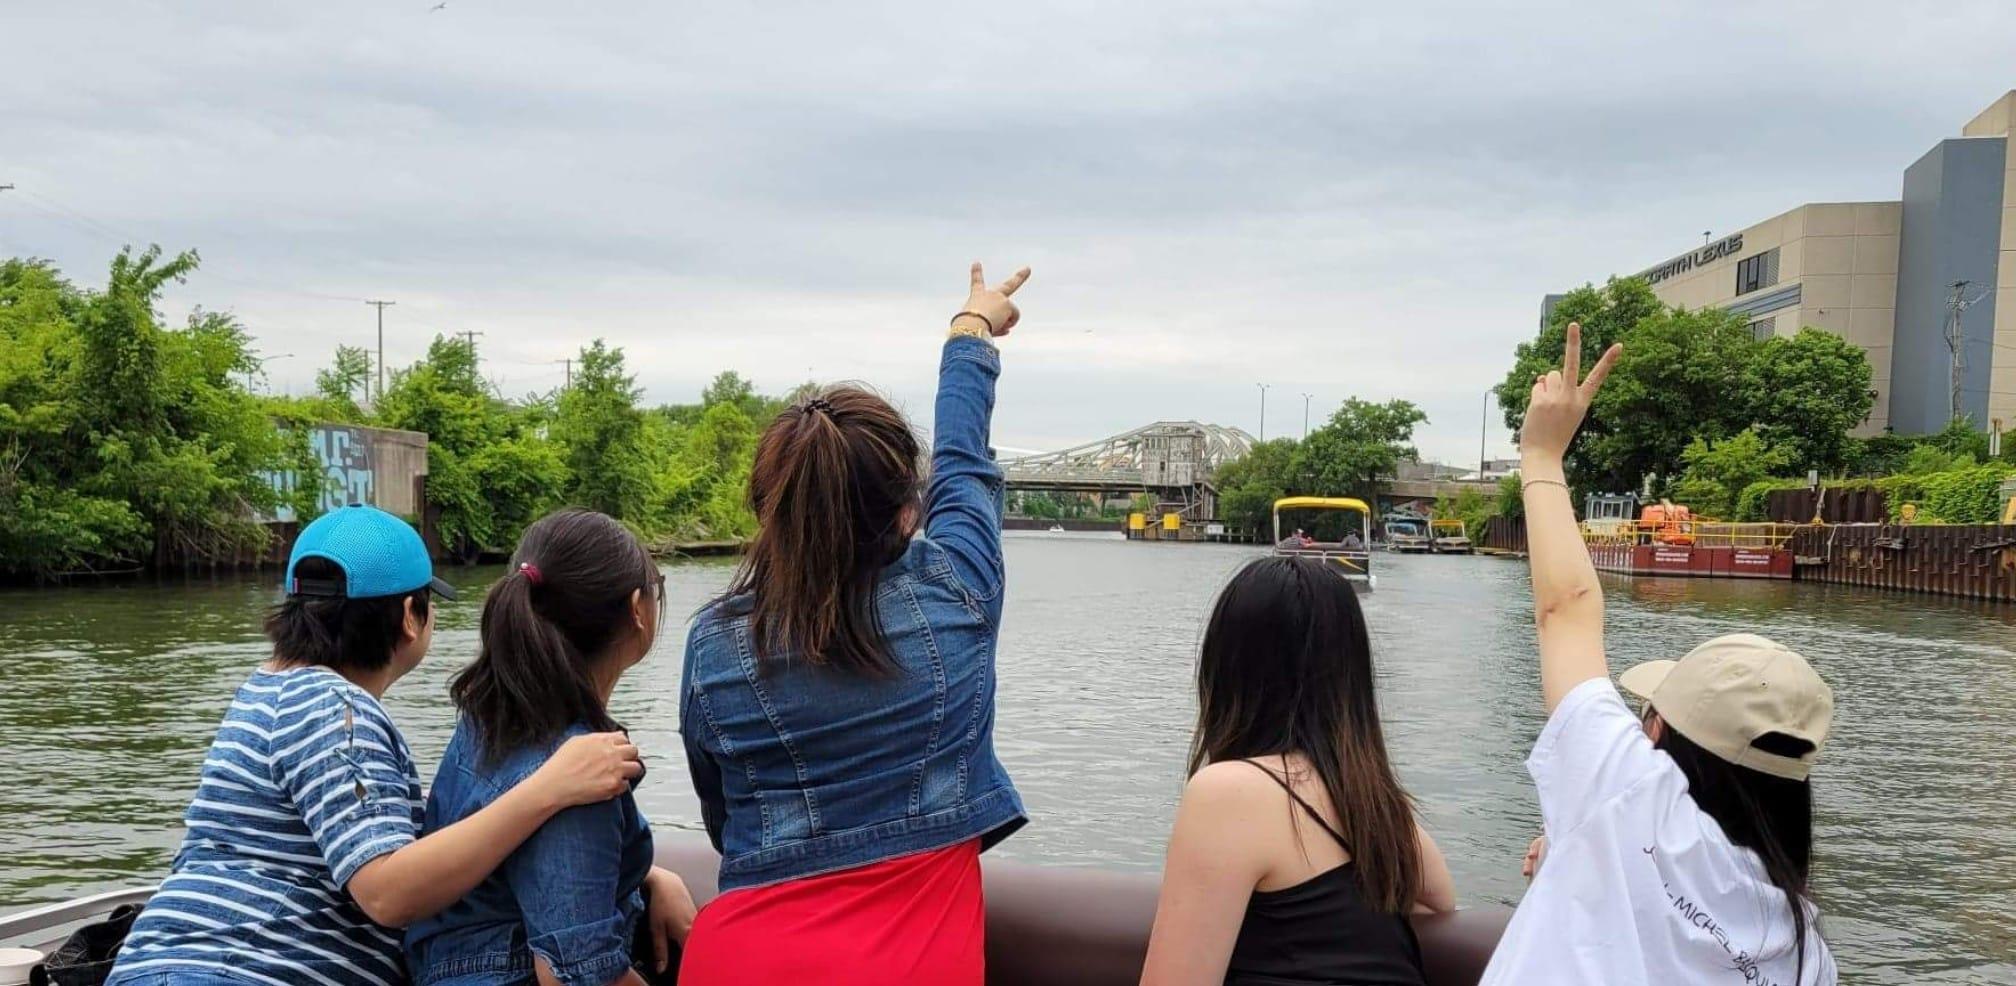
[6,1,2013,464]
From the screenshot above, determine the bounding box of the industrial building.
[1544,90,2016,436]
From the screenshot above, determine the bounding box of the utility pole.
[554,358,573,389]
[456,329,484,357]
[1301,393,1313,440]
[1947,280,1989,424]
[1257,383,1270,442]
[365,300,395,402]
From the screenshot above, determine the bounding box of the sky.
[6,1,2014,465]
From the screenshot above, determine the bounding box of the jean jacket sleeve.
[501,798,636,986]
[680,629,728,854]
[925,335,1006,621]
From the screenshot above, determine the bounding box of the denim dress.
[405,721,654,986]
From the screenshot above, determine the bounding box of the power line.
[6,187,366,304]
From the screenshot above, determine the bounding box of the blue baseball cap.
[285,504,457,600]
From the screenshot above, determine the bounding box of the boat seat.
[653,836,1511,986]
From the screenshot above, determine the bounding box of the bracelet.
[949,311,995,337]
[1522,479,1570,493]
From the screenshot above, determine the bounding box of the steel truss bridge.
[999,422,1256,521]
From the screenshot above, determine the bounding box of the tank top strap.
[1236,759,1353,854]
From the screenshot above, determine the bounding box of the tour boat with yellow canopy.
[1429,518,1473,554]
[1271,496,1376,590]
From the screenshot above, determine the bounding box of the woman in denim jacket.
[678,263,1033,985]
[406,510,698,986]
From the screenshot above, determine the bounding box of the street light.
[1257,383,1270,442]
[247,353,295,394]
[1480,385,1499,479]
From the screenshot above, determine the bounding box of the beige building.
[1547,89,2016,437]
[1962,92,2016,426]
[1633,202,1901,434]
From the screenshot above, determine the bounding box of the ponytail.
[729,387,921,674]
[450,508,656,764]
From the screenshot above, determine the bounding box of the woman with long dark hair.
[1479,325,1836,984]
[676,263,1033,986]
[1140,556,1456,985]
[405,509,697,986]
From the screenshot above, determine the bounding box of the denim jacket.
[681,334,1027,892]
[404,721,654,986]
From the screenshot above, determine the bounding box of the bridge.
[999,421,1255,521]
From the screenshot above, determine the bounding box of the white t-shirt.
[1479,678,1836,986]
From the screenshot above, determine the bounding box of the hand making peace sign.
[1519,321,1622,460]
[954,261,1032,338]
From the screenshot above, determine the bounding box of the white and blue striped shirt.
[109,667,422,986]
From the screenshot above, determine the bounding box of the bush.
[1919,462,2014,524]
[1667,477,1732,519]
[1496,474,1524,518]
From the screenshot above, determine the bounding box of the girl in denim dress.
[406,510,697,986]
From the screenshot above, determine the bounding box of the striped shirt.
[109,667,422,986]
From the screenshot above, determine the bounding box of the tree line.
[0,248,798,580]
[1498,277,2016,523]
[1211,398,1430,538]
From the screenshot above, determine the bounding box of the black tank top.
[1223,762,1428,986]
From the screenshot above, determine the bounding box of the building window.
[1734,248,1780,297]
[1747,317,1776,341]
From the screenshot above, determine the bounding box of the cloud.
[6,0,2014,464]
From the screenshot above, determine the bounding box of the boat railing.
[1581,521,1801,549]
[1276,544,1374,569]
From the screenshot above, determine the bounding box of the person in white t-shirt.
[1480,322,1838,986]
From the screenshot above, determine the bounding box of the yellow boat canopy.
[1272,496,1371,514]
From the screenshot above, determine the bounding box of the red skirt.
[679,840,985,986]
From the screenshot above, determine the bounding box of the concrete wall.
[1894,137,2007,434]
[266,423,430,521]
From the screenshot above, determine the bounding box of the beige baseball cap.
[1617,633,1834,781]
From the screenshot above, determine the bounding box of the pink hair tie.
[518,562,544,586]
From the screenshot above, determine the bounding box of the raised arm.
[925,262,1030,615]
[1519,322,1622,713]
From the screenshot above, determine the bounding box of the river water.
[1,536,2011,983]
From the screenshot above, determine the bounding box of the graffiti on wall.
[266,425,377,522]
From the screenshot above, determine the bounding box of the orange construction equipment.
[1639,501,1695,545]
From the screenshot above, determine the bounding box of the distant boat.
[1048,524,1066,533]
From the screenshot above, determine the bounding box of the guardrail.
[1581,521,1801,549]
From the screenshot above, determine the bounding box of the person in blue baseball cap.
[109,504,649,986]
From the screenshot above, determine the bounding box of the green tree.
[653,400,759,542]
[1675,427,1793,518]
[1495,473,1524,518]
[313,345,373,420]
[1214,438,1303,538]
[0,249,299,577]
[1581,305,1757,495]
[378,335,562,559]
[1741,329,1875,474]
[702,371,755,409]
[552,340,652,521]
[1293,399,1428,499]
[1499,278,1665,492]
